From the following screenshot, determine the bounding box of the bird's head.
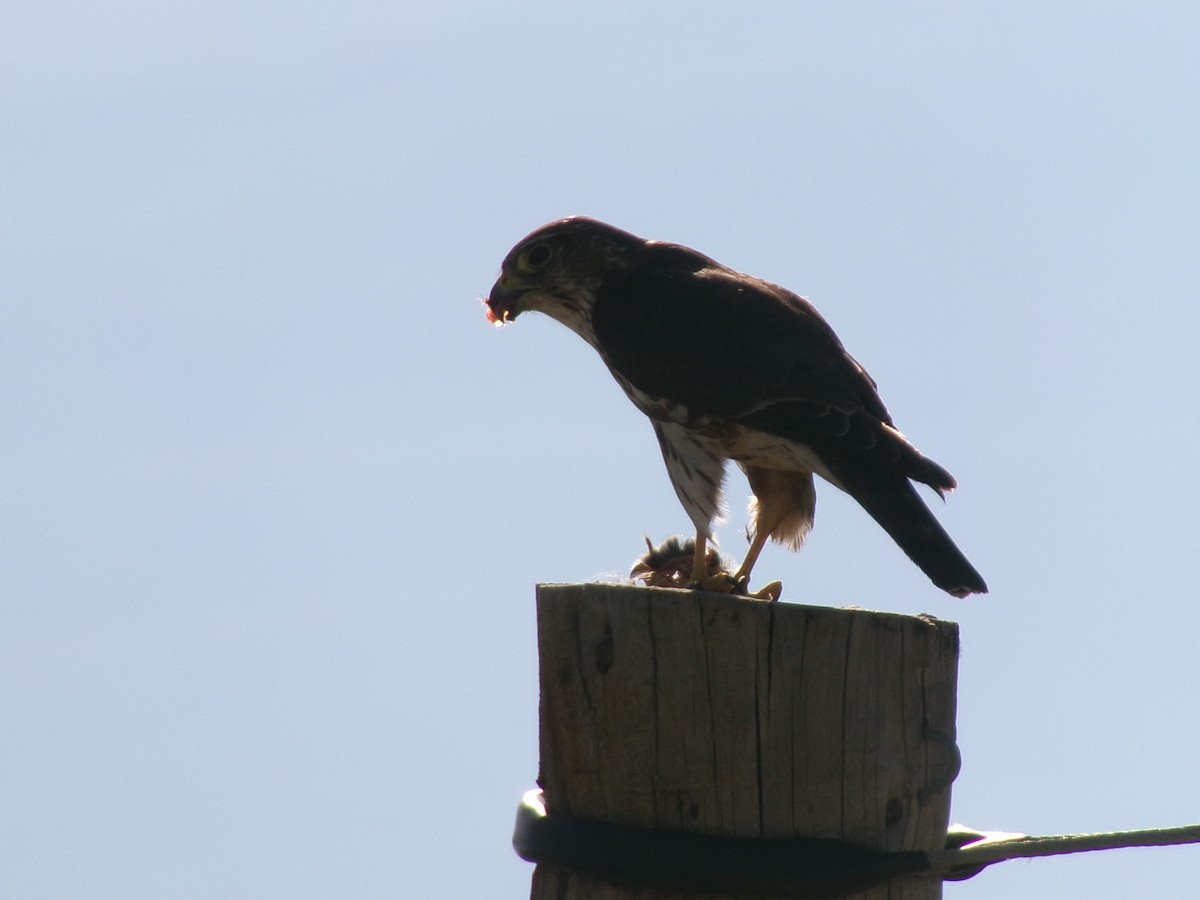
[485,216,642,342]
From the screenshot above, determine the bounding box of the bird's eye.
[520,242,553,270]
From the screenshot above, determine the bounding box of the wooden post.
[530,583,959,900]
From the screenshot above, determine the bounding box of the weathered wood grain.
[531,583,959,900]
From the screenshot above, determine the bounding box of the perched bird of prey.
[486,217,986,598]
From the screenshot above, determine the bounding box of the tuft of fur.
[630,536,730,588]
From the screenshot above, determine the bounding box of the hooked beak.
[485,272,526,326]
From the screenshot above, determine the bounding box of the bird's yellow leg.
[689,531,709,587]
[732,528,770,586]
[733,529,783,602]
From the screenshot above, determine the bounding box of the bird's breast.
[608,369,843,489]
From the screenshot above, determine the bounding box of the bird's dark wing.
[590,242,949,487]
[594,243,887,412]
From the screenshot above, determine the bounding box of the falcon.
[485,217,986,598]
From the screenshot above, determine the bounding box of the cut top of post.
[533,583,959,897]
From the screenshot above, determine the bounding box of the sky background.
[3,2,1198,897]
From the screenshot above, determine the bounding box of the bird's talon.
[691,571,740,594]
[729,574,782,602]
[749,580,783,602]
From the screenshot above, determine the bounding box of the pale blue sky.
[3,3,1198,897]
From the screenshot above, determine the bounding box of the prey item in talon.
[631,536,729,589]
